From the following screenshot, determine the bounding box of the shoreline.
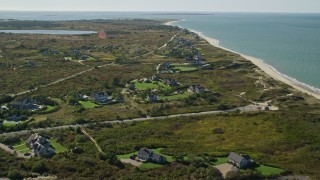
[165,21,320,100]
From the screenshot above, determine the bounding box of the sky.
[0,0,320,13]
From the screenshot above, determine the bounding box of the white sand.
[165,21,320,100]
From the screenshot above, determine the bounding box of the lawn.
[133,81,171,91]
[13,143,30,154]
[255,165,285,176]
[79,101,99,109]
[212,157,228,165]
[117,152,137,159]
[42,105,56,112]
[140,162,163,169]
[174,66,198,72]
[2,120,28,127]
[2,121,19,127]
[160,92,192,101]
[49,139,67,153]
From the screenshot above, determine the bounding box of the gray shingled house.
[9,98,40,111]
[188,84,205,93]
[26,134,55,158]
[228,152,253,168]
[164,78,178,86]
[138,148,167,164]
[147,94,158,102]
[91,92,110,104]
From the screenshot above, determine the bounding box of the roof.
[228,152,245,163]
[151,153,164,161]
[138,148,152,157]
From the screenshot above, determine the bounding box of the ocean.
[1,11,320,90]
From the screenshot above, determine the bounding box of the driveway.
[120,159,142,167]
[214,163,237,178]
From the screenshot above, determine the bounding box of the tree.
[7,169,23,180]
[112,77,121,87]
[226,170,239,180]
[32,161,48,173]
[207,167,223,180]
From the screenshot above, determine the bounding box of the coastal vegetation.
[0,19,319,179]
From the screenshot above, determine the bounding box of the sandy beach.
[165,21,320,100]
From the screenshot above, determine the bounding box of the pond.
[0,30,97,35]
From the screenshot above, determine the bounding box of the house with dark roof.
[151,75,160,81]
[0,105,9,113]
[6,114,27,122]
[164,78,178,86]
[161,62,173,69]
[26,133,55,158]
[91,92,110,104]
[190,59,204,66]
[9,98,41,111]
[193,55,205,61]
[147,94,158,102]
[228,152,253,168]
[75,93,89,101]
[138,148,167,164]
[126,83,136,92]
[188,84,205,93]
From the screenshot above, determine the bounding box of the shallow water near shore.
[172,13,320,91]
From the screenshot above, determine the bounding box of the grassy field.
[133,81,171,91]
[49,139,67,153]
[79,101,99,109]
[255,165,285,176]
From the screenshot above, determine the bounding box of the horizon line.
[0,10,320,14]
